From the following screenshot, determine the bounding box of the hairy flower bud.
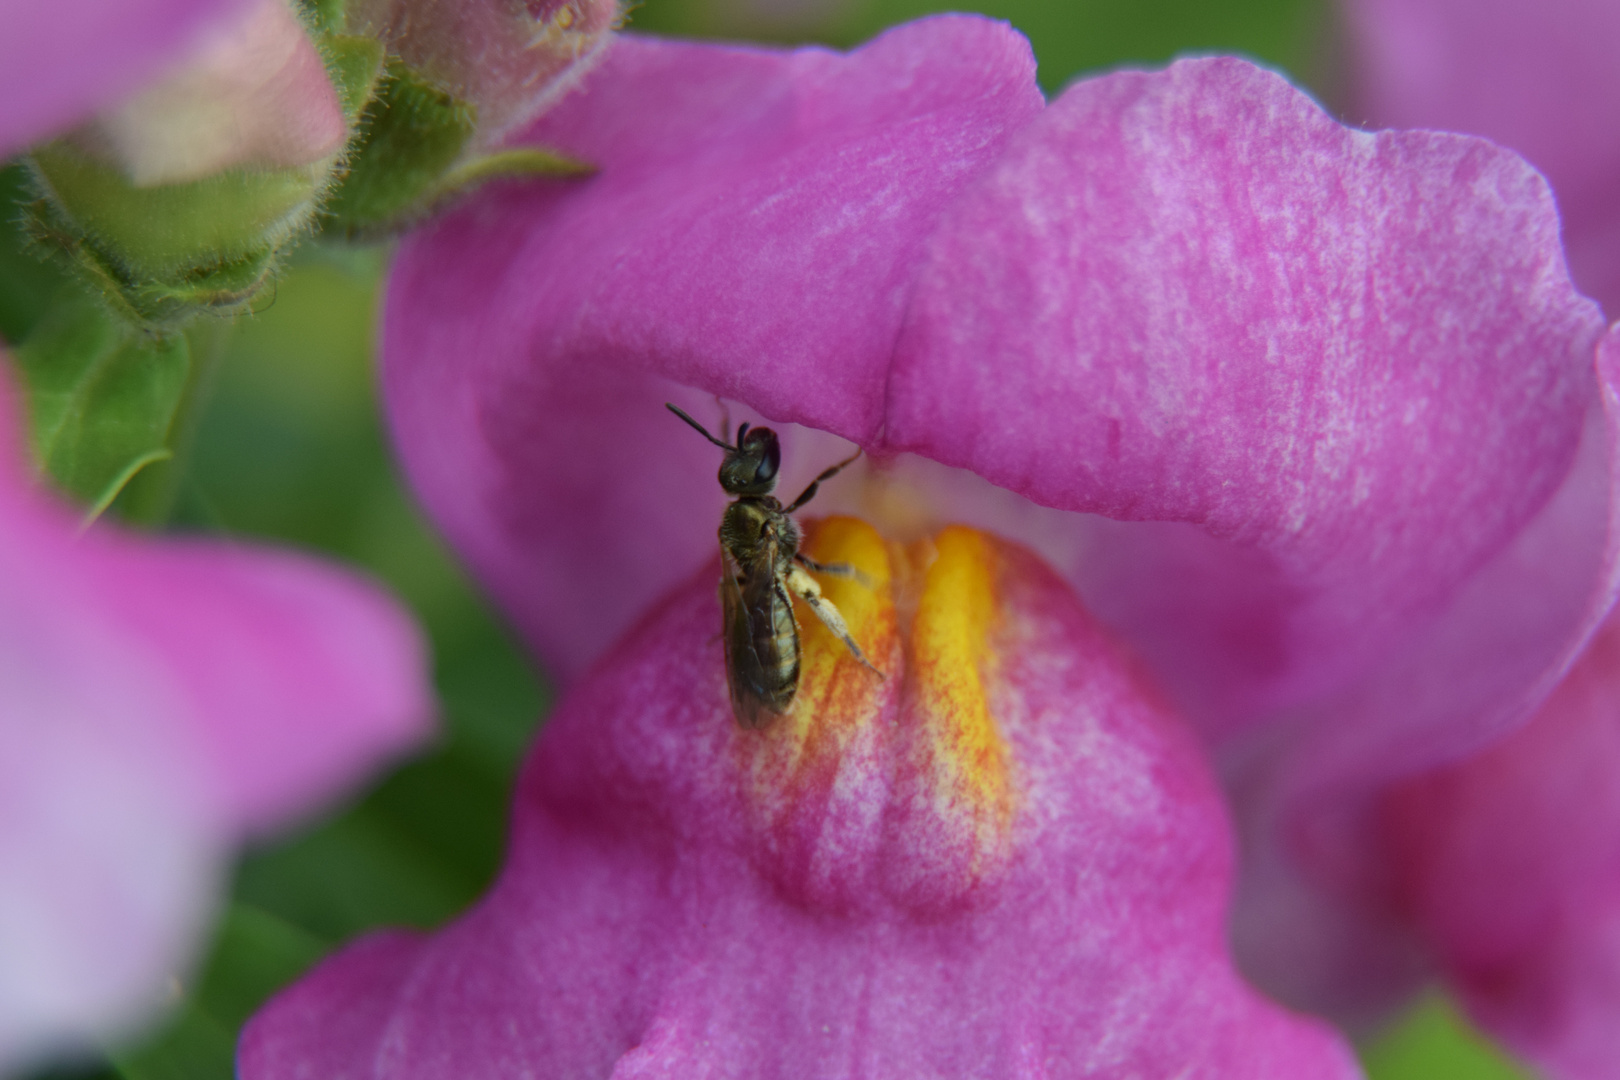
[319,0,619,235]
[346,0,619,145]
[21,0,379,330]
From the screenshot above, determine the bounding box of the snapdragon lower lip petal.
[1344,0,1620,316]
[0,363,433,1068]
[0,0,256,156]
[242,521,1362,1078]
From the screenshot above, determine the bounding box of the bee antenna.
[666,403,734,450]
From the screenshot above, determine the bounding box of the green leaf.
[105,903,327,1080]
[1360,994,1534,1080]
[629,0,1332,95]
[10,296,191,508]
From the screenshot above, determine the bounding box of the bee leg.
[784,447,863,513]
[787,566,885,678]
[795,553,874,589]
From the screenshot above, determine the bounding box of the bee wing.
[721,543,799,729]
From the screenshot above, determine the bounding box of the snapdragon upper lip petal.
[0,0,257,157]
[0,360,433,1069]
[242,523,1364,1078]
[1344,0,1620,315]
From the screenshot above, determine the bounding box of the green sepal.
[318,34,385,125]
[21,143,329,333]
[321,58,477,237]
[0,161,75,346]
[294,0,348,38]
[10,295,191,519]
[431,146,596,198]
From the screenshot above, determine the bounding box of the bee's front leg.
[786,566,884,678]
[795,553,874,589]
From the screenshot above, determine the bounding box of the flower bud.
[320,0,620,235]
[71,0,347,186]
[347,0,620,145]
[21,0,379,330]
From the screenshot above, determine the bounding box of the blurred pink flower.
[1344,0,1620,316]
[1380,548,1620,1079]
[0,362,432,1071]
[244,522,1360,1076]
[1,0,432,1069]
[237,13,1616,1072]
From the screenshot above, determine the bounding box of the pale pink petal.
[0,361,432,1068]
[80,0,347,185]
[1344,0,1620,314]
[0,0,255,156]
[242,536,1360,1078]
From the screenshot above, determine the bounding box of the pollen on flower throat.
[741,516,1016,914]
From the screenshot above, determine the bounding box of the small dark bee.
[667,403,884,729]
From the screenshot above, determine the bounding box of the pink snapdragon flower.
[1344,0,1620,316]
[0,360,432,1072]
[241,14,1615,1074]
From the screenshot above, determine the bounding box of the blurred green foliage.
[0,0,1536,1078]
[1361,996,1533,1080]
[629,0,1339,98]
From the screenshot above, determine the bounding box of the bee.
[667,403,884,729]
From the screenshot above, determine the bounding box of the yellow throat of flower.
[741,516,1015,911]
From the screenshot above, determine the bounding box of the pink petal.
[0,362,432,1067]
[1344,0,1620,315]
[1381,612,1620,1079]
[0,0,255,156]
[889,55,1604,731]
[1226,323,1620,1028]
[242,533,1360,1078]
[383,17,1044,682]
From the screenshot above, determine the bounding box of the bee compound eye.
[756,443,779,481]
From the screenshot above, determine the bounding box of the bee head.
[666,403,781,497]
[718,424,780,496]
